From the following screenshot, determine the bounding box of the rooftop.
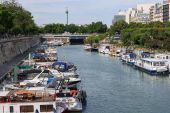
[141,58,167,62]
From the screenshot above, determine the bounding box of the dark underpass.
[69,38,84,45]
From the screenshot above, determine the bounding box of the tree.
[43,23,65,34]
[0,8,14,33]
[87,21,107,33]
[65,24,78,33]
[0,0,39,35]
[110,20,128,35]
[77,25,88,33]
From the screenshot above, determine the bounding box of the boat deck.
[0,90,56,103]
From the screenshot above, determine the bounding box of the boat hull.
[135,65,169,76]
[121,59,135,66]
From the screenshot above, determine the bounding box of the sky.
[17,0,163,26]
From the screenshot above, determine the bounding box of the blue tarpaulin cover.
[129,53,136,58]
[52,61,73,72]
[31,53,48,57]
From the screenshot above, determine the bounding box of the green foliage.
[108,20,170,51]
[85,33,108,44]
[65,24,79,33]
[87,22,107,33]
[121,28,170,51]
[77,25,88,33]
[42,21,107,34]
[44,23,65,34]
[109,20,128,35]
[0,0,38,35]
[0,6,14,32]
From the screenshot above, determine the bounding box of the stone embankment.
[0,37,40,65]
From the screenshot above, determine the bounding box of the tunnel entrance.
[69,39,84,45]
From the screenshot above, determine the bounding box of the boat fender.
[70,90,77,96]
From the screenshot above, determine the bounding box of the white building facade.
[150,3,163,22]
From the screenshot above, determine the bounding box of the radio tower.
[65,8,69,25]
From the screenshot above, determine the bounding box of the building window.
[40,105,53,112]
[10,106,14,113]
[20,105,34,112]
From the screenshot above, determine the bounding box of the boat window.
[68,65,74,69]
[18,73,37,80]
[56,93,72,97]
[153,62,160,66]
[54,65,65,71]
[10,106,14,113]
[0,96,11,102]
[160,62,165,66]
[166,56,169,59]
[20,105,34,112]
[38,73,52,78]
[40,105,53,112]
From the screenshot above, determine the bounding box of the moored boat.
[135,58,169,75]
[155,54,170,72]
[84,44,92,51]
[99,44,111,54]
[0,90,68,113]
[121,53,136,65]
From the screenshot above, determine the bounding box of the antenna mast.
[65,7,69,25]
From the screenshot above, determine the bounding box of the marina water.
[57,45,170,113]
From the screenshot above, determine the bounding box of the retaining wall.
[0,37,40,65]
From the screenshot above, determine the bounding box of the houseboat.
[0,90,68,113]
[135,58,169,75]
[155,54,170,72]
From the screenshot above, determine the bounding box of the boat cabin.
[0,90,58,113]
[52,61,76,72]
[141,58,167,67]
[31,53,57,62]
[155,54,170,60]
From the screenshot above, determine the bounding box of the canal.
[57,45,170,113]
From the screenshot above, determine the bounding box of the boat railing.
[0,94,56,103]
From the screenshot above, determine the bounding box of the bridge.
[42,34,90,44]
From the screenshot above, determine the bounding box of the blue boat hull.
[121,59,135,66]
[135,65,169,76]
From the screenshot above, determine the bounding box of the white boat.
[135,58,169,75]
[26,88,86,112]
[55,90,83,112]
[155,54,170,72]
[0,90,68,113]
[49,69,77,77]
[99,44,110,54]
[84,44,92,51]
[47,40,64,46]
[5,69,80,90]
[121,53,136,65]
[19,70,51,86]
